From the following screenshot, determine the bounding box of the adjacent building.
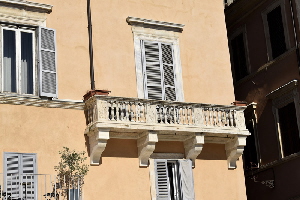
[225,0,300,199]
[0,0,249,199]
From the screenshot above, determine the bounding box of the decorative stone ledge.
[0,0,52,12]
[126,16,184,32]
[0,93,84,110]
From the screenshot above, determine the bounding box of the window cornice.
[126,16,184,32]
[0,0,52,13]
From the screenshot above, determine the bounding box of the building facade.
[226,0,300,199]
[0,0,249,199]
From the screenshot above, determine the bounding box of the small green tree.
[54,147,89,198]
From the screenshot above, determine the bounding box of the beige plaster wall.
[32,0,234,105]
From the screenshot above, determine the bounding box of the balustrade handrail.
[85,95,246,110]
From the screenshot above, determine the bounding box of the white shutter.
[38,26,57,98]
[142,40,177,101]
[4,153,20,199]
[4,153,37,199]
[161,43,176,101]
[142,41,163,100]
[178,160,195,200]
[154,159,170,200]
[21,154,36,199]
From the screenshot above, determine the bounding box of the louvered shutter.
[154,159,170,200]
[38,26,57,98]
[4,153,37,199]
[142,41,163,100]
[142,41,177,101]
[4,153,20,199]
[21,154,37,199]
[161,43,176,101]
[178,160,195,200]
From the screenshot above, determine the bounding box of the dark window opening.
[167,161,181,200]
[231,33,248,81]
[267,6,287,59]
[278,102,300,157]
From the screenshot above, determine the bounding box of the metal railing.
[0,174,82,200]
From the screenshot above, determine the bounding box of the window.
[267,80,300,158]
[127,17,184,101]
[3,152,37,200]
[278,102,300,157]
[262,0,290,60]
[0,25,57,98]
[229,27,250,82]
[154,159,194,200]
[142,41,177,101]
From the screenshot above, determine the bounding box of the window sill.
[234,47,297,88]
[0,93,84,110]
[245,151,300,176]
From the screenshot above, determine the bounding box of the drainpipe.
[289,0,300,72]
[87,0,95,90]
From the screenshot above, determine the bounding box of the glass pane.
[21,32,34,94]
[3,29,16,92]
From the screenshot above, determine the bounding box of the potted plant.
[54,147,89,200]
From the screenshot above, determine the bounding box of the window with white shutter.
[129,17,184,102]
[3,152,37,200]
[142,41,177,101]
[154,159,195,200]
[0,24,57,98]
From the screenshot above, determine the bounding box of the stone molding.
[0,0,52,26]
[266,79,298,100]
[126,16,184,32]
[87,128,110,166]
[184,133,205,167]
[0,93,84,110]
[225,135,247,169]
[137,131,158,166]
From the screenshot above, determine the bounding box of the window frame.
[149,155,195,200]
[0,25,37,95]
[262,0,290,61]
[228,25,251,82]
[130,19,184,102]
[267,80,300,158]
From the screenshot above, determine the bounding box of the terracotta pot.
[83,90,111,102]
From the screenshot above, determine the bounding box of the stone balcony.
[84,95,250,169]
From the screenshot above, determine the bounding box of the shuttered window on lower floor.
[3,152,37,200]
[154,159,195,200]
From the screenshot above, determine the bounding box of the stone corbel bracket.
[225,135,247,169]
[137,131,158,167]
[87,128,110,166]
[184,133,205,167]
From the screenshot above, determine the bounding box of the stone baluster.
[218,109,221,126]
[229,110,233,127]
[130,102,134,122]
[116,101,120,121]
[136,102,140,122]
[213,108,217,126]
[125,102,129,121]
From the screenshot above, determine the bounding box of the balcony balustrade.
[84,95,250,169]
